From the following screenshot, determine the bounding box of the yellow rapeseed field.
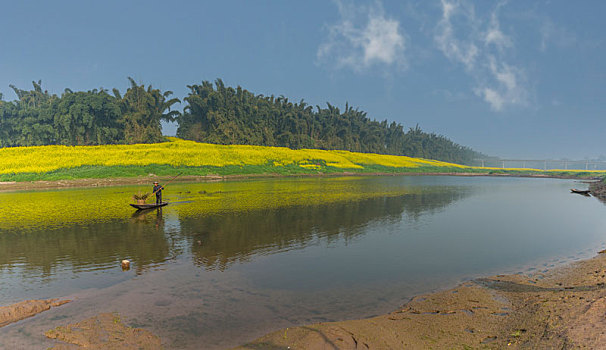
[0,137,465,174]
[1,138,603,178]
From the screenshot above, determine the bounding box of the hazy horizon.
[1,1,604,160]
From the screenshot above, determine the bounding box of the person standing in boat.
[153,181,163,204]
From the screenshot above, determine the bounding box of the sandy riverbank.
[237,250,606,349]
[0,299,70,328]
[0,301,162,349]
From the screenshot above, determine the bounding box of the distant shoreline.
[0,171,600,193]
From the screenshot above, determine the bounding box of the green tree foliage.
[0,78,483,165]
[115,77,180,144]
[0,79,177,147]
[53,89,123,145]
[177,80,484,164]
[400,124,482,164]
[5,80,57,146]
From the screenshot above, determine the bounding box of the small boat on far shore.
[129,202,168,210]
[570,189,591,195]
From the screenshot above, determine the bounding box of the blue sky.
[0,0,604,159]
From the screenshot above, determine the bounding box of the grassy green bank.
[0,138,604,182]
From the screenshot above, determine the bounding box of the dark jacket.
[153,184,163,195]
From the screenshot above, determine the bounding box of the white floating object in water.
[121,259,130,270]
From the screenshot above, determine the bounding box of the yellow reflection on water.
[0,177,417,231]
[0,187,133,231]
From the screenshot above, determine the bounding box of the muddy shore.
[0,299,70,328]
[590,180,606,203]
[238,250,606,349]
[0,301,161,349]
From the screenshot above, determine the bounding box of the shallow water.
[0,176,605,348]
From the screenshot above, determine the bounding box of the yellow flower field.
[0,137,466,175]
[0,138,603,179]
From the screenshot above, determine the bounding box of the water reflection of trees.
[182,188,470,271]
[0,209,171,276]
[399,187,469,221]
[0,182,471,276]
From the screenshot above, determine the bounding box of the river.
[1,175,605,349]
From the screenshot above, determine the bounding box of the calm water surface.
[1,176,605,349]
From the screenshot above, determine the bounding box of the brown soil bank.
[237,251,606,349]
[45,313,163,349]
[0,299,70,328]
[590,180,606,203]
[0,176,221,192]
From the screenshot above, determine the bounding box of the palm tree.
[117,77,181,143]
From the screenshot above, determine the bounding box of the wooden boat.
[570,189,591,195]
[129,202,168,210]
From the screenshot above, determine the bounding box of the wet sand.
[237,250,606,349]
[45,313,162,349]
[1,301,162,349]
[0,299,70,328]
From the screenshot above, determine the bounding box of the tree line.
[0,78,179,147]
[177,79,484,164]
[0,79,485,164]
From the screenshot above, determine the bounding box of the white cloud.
[488,57,516,91]
[475,56,526,111]
[434,0,527,111]
[478,87,504,111]
[484,11,512,51]
[434,0,479,70]
[317,0,407,72]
